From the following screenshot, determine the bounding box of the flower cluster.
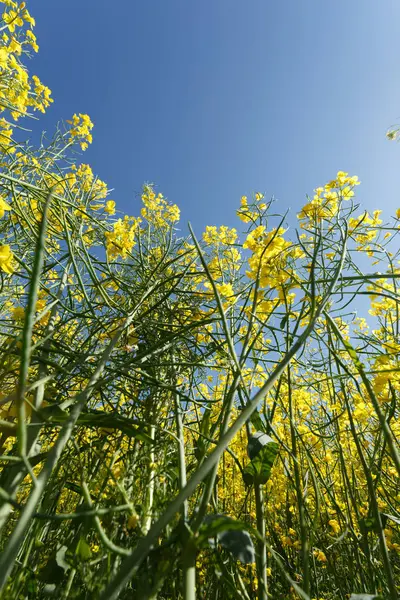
[66,113,94,151]
[0,4,399,600]
[140,185,180,226]
[105,215,142,260]
[298,171,360,226]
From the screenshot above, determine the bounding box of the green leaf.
[199,515,255,564]
[56,545,71,572]
[349,594,384,600]
[360,513,387,534]
[38,559,66,585]
[200,407,211,436]
[247,431,273,460]
[42,584,57,597]
[243,433,278,485]
[75,537,92,561]
[40,407,153,444]
[194,437,206,462]
[64,480,83,496]
[38,544,71,586]
[39,404,69,422]
[199,515,250,540]
[382,512,400,525]
[195,409,211,462]
[26,576,38,597]
[249,410,264,433]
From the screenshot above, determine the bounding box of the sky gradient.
[30,0,400,235]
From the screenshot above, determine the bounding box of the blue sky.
[30,0,400,236]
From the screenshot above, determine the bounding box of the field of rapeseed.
[0,3,399,599]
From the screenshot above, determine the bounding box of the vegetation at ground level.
[0,3,399,599]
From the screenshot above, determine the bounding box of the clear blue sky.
[30,0,400,235]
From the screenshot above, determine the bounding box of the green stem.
[173,380,195,599]
[17,192,53,458]
[182,539,197,600]
[254,483,268,600]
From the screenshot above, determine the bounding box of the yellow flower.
[127,514,139,530]
[281,535,292,547]
[353,401,370,424]
[3,10,24,32]
[22,8,36,27]
[74,205,89,220]
[0,47,9,69]
[236,195,259,223]
[0,196,11,217]
[29,75,53,113]
[92,178,108,199]
[66,113,94,151]
[8,36,21,55]
[0,244,14,273]
[314,550,327,562]
[105,215,141,260]
[328,519,340,534]
[26,29,38,52]
[215,282,236,306]
[12,306,24,320]
[203,225,237,245]
[164,203,180,222]
[105,200,116,215]
[140,186,180,226]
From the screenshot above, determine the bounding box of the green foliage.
[0,3,399,600]
[243,433,278,485]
